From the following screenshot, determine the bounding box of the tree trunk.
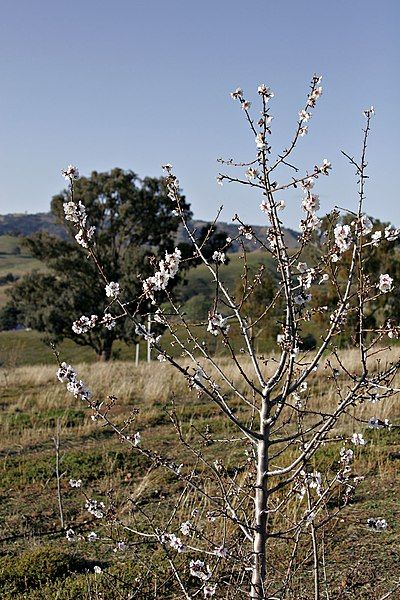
[98,338,113,361]
[251,400,270,599]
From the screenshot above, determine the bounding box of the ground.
[0,354,399,599]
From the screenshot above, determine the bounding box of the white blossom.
[133,432,141,447]
[162,533,185,552]
[255,133,266,150]
[193,367,206,390]
[230,87,243,100]
[94,565,102,574]
[299,110,311,122]
[307,86,323,107]
[61,164,79,180]
[180,521,192,536]
[334,224,352,253]
[378,273,393,293]
[69,478,82,488]
[300,177,315,191]
[72,314,98,335]
[371,230,382,246]
[359,215,373,235]
[301,194,320,213]
[260,200,271,214]
[66,528,76,542]
[204,584,217,598]
[340,447,354,464]
[88,532,98,542]
[105,282,120,299]
[63,201,86,225]
[363,106,375,118]
[368,417,391,429]
[57,362,92,401]
[384,226,400,241]
[101,313,116,330]
[242,100,251,110]
[75,226,95,248]
[238,225,253,240]
[207,313,230,336]
[294,293,311,306]
[245,167,259,180]
[189,559,212,581]
[320,159,332,175]
[351,433,367,446]
[367,517,387,532]
[143,248,182,302]
[212,251,226,264]
[257,84,274,100]
[85,499,106,519]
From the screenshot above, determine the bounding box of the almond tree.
[55,78,400,599]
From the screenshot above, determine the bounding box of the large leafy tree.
[6,168,199,360]
[312,214,400,345]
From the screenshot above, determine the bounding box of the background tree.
[6,168,194,360]
[312,213,400,346]
[234,265,282,349]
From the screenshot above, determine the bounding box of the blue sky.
[0,0,399,229]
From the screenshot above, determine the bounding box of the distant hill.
[0,212,66,238]
[0,212,299,251]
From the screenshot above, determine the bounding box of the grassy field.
[0,236,44,308]
[0,351,399,599]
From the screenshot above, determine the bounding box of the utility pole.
[147,313,151,363]
[135,342,140,366]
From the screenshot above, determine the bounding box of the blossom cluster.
[72,314,98,334]
[189,559,212,581]
[298,165,331,234]
[85,499,106,519]
[212,250,226,264]
[378,273,393,293]
[143,248,182,303]
[62,166,96,249]
[230,84,274,154]
[238,225,253,240]
[295,470,322,499]
[57,362,91,401]
[162,532,185,553]
[72,312,116,334]
[367,517,388,532]
[105,282,120,299]
[207,312,230,336]
[61,164,80,181]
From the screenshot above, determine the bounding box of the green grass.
[0,329,148,367]
[179,249,274,302]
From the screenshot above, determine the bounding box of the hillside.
[0,212,298,312]
[0,211,298,250]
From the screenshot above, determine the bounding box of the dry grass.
[1,349,400,598]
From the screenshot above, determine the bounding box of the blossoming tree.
[55,76,400,599]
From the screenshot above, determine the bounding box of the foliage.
[5,169,192,359]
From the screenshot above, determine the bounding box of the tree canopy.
[5,168,211,359]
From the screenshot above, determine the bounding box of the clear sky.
[0,0,399,229]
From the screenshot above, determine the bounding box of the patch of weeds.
[0,545,89,594]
